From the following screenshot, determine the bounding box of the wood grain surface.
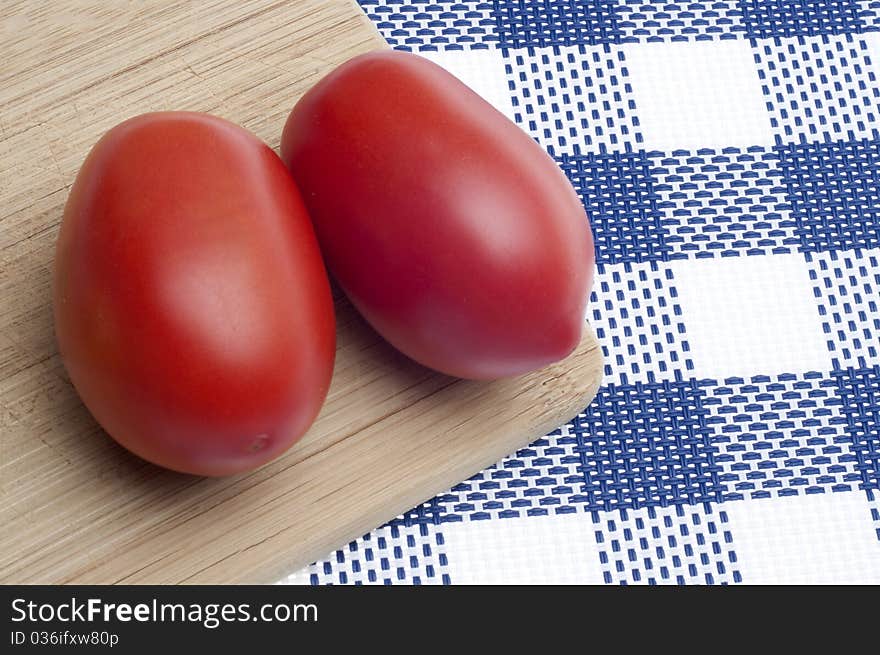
[0,0,603,583]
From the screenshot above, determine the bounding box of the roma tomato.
[54,112,335,476]
[281,51,594,380]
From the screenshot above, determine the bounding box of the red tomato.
[54,112,335,476]
[281,51,594,380]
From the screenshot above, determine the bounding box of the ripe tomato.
[54,112,335,476]
[281,51,594,380]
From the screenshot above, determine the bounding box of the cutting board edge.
[193,331,605,585]
[256,372,603,585]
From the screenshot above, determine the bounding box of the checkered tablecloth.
[281,0,880,585]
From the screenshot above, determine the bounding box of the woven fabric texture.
[280,0,880,585]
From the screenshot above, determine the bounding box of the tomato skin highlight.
[54,112,335,476]
[281,51,595,380]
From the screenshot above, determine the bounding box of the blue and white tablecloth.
[282,0,880,584]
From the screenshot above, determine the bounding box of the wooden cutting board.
[0,0,603,584]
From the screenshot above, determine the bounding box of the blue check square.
[571,380,723,511]
[558,151,671,265]
[493,0,622,48]
[776,138,880,252]
[738,0,865,39]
